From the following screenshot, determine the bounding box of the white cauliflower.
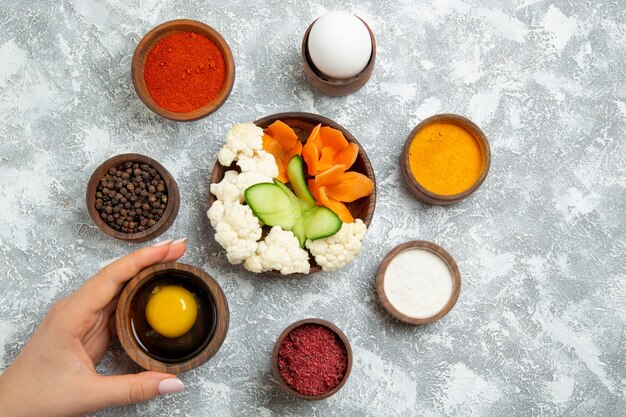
[306,219,367,272]
[207,200,262,265]
[233,171,272,199]
[210,171,241,203]
[211,155,278,203]
[244,226,310,275]
[237,150,278,179]
[217,123,263,166]
[210,121,312,273]
[207,200,226,227]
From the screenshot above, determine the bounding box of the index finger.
[70,240,187,315]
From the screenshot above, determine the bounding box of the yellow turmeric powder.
[408,123,484,195]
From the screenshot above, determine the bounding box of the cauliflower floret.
[305,219,367,272]
[210,169,274,204]
[211,151,277,204]
[217,123,263,166]
[210,122,303,270]
[207,200,262,265]
[237,150,279,179]
[244,226,310,274]
[210,171,241,204]
[207,200,226,227]
[234,171,273,197]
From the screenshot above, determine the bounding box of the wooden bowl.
[301,16,376,96]
[401,114,491,205]
[209,112,377,274]
[116,262,229,374]
[271,318,352,400]
[376,241,461,325]
[131,19,235,121]
[86,153,180,243]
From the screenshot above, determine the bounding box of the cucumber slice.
[304,206,342,241]
[291,220,307,247]
[273,179,298,205]
[287,155,316,206]
[245,179,342,246]
[272,179,303,225]
[244,183,300,230]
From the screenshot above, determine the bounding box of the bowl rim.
[400,113,491,205]
[301,16,376,96]
[115,262,230,374]
[208,111,377,274]
[131,18,235,122]
[376,240,461,325]
[85,153,180,243]
[271,318,353,400]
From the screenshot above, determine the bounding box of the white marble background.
[0,0,624,416]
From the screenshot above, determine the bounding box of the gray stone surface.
[0,0,624,416]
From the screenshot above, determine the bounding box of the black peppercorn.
[95,160,168,234]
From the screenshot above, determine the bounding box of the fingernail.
[158,378,185,395]
[151,239,173,247]
[172,237,187,245]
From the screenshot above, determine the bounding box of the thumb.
[90,372,185,408]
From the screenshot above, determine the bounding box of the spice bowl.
[376,241,461,325]
[301,16,376,96]
[401,114,491,205]
[271,318,352,400]
[116,262,229,374]
[131,19,235,121]
[86,153,180,243]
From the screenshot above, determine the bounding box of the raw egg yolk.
[145,285,198,338]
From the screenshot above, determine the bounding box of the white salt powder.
[383,249,453,318]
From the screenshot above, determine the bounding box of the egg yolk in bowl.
[145,285,198,338]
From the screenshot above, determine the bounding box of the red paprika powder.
[144,31,226,113]
[277,324,348,396]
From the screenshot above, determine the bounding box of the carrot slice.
[263,134,285,158]
[262,122,305,182]
[315,164,347,188]
[320,126,349,150]
[317,186,331,206]
[307,179,323,205]
[325,171,374,202]
[263,134,287,182]
[306,124,323,151]
[302,141,319,176]
[266,121,298,151]
[333,142,359,170]
[319,187,354,223]
[317,146,338,173]
[267,140,285,159]
[262,133,274,150]
[275,158,288,183]
[328,200,354,223]
[283,141,303,165]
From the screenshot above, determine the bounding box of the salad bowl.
[209,112,376,274]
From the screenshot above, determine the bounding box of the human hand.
[0,239,189,417]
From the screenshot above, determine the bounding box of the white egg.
[307,11,372,79]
